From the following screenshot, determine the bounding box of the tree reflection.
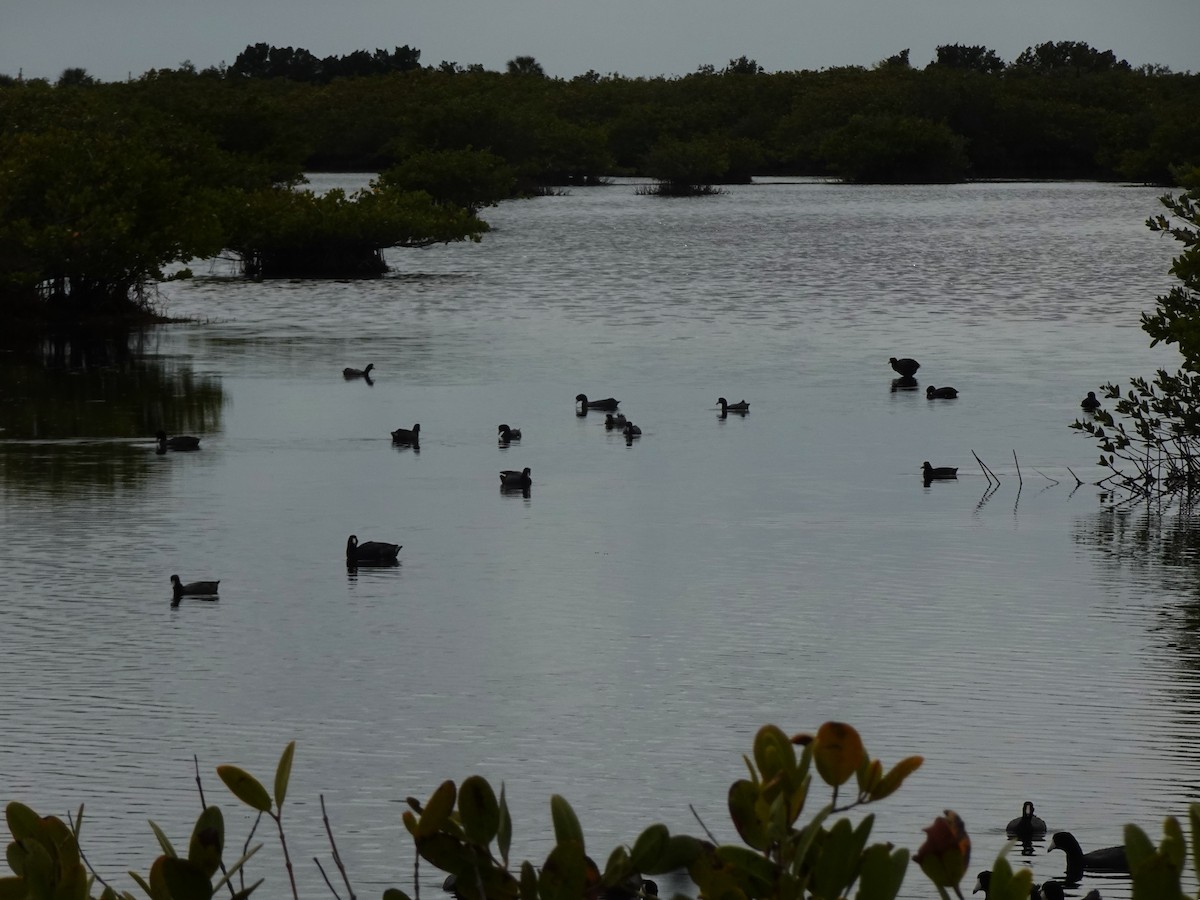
[0,329,226,493]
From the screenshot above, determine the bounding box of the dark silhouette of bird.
[576,393,620,411]
[890,357,920,378]
[156,430,200,452]
[345,535,401,566]
[391,424,420,444]
[343,363,374,379]
[1006,801,1047,840]
[717,397,750,413]
[170,575,219,604]
[1081,391,1102,411]
[1046,832,1127,883]
[500,467,532,488]
[922,462,958,481]
[498,424,522,442]
[926,385,958,399]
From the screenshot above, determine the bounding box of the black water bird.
[156,430,200,452]
[346,534,401,566]
[500,467,532,488]
[922,462,958,481]
[927,385,959,399]
[498,424,522,442]
[623,422,642,437]
[170,574,220,603]
[971,871,1044,898]
[717,397,750,413]
[604,413,628,429]
[343,363,375,379]
[576,393,620,411]
[1081,391,1102,411]
[1046,832,1127,883]
[391,423,420,444]
[1006,801,1047,840]
[890,356,921,378]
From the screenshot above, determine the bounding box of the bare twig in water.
[1066,466,1083,486]
[320,795,356,900]
[1012,450,1023,486]
[971,451,999,485]
[242,812,263,893]
[689,804,719,845]
[414,847,420,900]
[1032,467,1060,485]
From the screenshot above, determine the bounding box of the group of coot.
[972,801,1123,899]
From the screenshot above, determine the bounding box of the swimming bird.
[604,413,628,429]
[156,430,200,452]
[343,363,375,379]
[498,424,522,442]
[1006,801,1047,840]
[1081,391,1102,411]
[890,357,921,378]
[1046,832,1127,883]
[576,393,620,411]
[500,467,532,488]
[922,462,958,480]
[623,422,642,437]
[718,397,750,413]
[391,424,420,444]
[345,534,401,565]
[170,575,220,601]
[971,871,1045,898]
[926,385,959,399]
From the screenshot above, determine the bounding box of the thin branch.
[271,811,301,900]
[414,846,421,900]
[67,806,115,895]
[971,450,998,485]
[315,858,343,900]
[242,812,264,892]
[194,755,237,898]
[320,794,356,900]
[1031,467,1060,485]
[688,804,719,845]
[1012,450,1023,486]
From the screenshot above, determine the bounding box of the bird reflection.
[890,376,919,392]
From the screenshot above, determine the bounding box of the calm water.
[2,179,1197,900]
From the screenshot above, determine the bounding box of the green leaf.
[651,836,705,874]
[127,871,154,900]
[855,844,908,900]
[458,776,500,846]
[274,742,296,809]
[161,858,213,900]
[416,782,457,839]
[728,780,768,851]
[518,861,538,900]
[187,806,224,878]
[148,821,177,859]
[0,877,26,900]
[630,824,670,872]
[811,816,869,899]
[1190,804,1200,885]
[602,846,634,888]
[216,766,273,814]
[549,796,584,850]
[497,784,512,868]
[714,845,778,892]
[539,843,586,900]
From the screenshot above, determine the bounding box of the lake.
[1,177,1197,900]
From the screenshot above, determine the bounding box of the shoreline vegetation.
[1,40,1198,324]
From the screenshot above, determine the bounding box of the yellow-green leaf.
[539,842,586,900]
[161,858,213,900]
[148,821,177,859]
[274,742,295,809]
[416,782,456,839]
[753,725,796,783]
[5,804,40,843]
[871,756,924,801]
[812,722,866,788]
[216,766,272,814]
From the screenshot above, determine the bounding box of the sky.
[2,0,1199,83]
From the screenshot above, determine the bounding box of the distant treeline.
[2,40,1199,184]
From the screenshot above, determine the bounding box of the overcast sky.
[3,0,1198,83]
